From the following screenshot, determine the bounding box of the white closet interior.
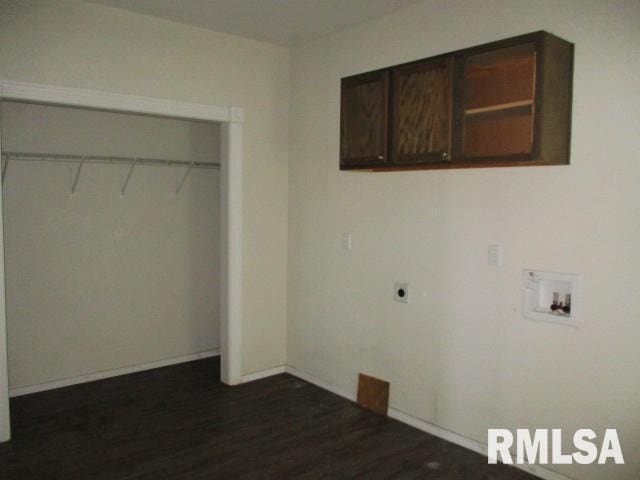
[0,100,221,390]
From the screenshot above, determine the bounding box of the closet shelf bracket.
[121,158,137,197]
[175,161,195,195]
[71,158,85,196]
[1,157,8,185]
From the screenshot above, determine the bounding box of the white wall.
[287,1,640,479]
[0,0,289,376]
[1,101,220,388]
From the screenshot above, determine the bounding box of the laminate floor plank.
[0,358,535,479]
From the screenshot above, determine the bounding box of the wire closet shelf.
[0,151,220,195]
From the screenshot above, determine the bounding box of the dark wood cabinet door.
[390,58,452,164]
[340,70,389,169]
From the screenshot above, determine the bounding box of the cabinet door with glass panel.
[340,70,389,169]
[390,57,452,166]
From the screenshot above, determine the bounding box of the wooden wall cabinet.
[339,31,573,171]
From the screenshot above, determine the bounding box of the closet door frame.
[0,80,245,442]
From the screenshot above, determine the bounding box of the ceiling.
[87,0,424,46]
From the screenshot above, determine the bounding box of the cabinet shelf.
[464,99,532,116]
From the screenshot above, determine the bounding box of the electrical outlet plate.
[393,282,409,303]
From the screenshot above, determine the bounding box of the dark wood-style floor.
[0,358,535,479]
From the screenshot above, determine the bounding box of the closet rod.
[0,152,220,169]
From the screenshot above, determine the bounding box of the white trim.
[387,409,571,480]
[0,80,237,124]
[387,408,488,457]
[284,365,573,480]
[229,106,245,123]
[9,349,220,398]
[285,365,356,401]
[0,101,10,442]
[219,120,243,386]
[0,79,245,441]
[241,365,285,383]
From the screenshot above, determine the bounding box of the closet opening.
[0,82,244,442]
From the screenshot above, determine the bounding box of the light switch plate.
[488,244,502,266]
[342,233,352,251]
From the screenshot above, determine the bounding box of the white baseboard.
[9,349,220,397]
[285,365,357,401]
[387,408,489,457]
[387,409,571,480]
[284,365,572,480]
[241,365,286,383]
